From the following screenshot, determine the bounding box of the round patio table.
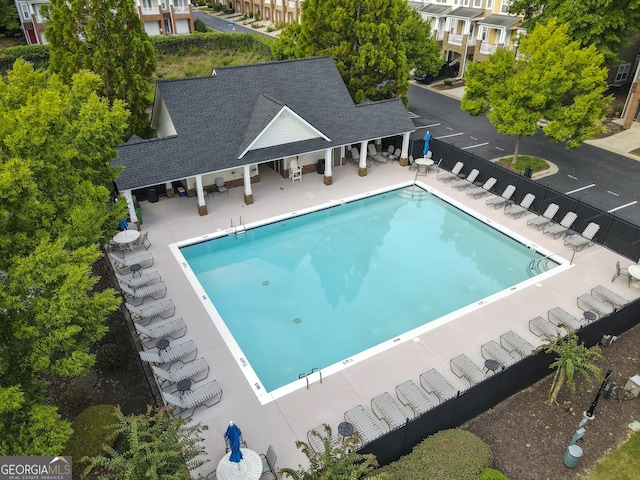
[216,448,262,480]
[112,230,140,251]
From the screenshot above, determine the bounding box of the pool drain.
[262,280,270,286]
[292,317,302,325]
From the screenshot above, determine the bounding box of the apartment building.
[231,0,301,24]
[14,0,195,45]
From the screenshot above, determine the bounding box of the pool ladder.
[299,367,323,389]
[231,217,246,239]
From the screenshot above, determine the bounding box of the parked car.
[414,59,460,83]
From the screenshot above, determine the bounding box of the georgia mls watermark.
[0,456,72,480]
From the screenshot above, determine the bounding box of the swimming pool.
[176,184,563,399]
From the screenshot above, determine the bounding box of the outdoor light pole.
[570,368,613,446]
[585,368,613,419]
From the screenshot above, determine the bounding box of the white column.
[324,147,333,185]
[243,165,254,205]
[195,174,207,216]
[358,140,368,176]
[400,132,410,166]
[122,190,138,225]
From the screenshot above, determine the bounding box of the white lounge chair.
[367,144,388,164]
[289,160,302,182]
[451,168,479,190]
[139,339,198,367]
[548,307,583,331]
[371,392,411,430]
[395,380,435,416]
[344,405,386,444]
[126,299,175,325]
[499,330,535,358]
[306,424,339,455]
[115,270,161,289]
[527,203,559,230]
[419,368,457,403]
[504,193,535,219]
[450,354,486,387]
[383,145,396,158]
[389,147,401,161]
[109,251,154,274]
[543,211,578,239]
[151,357,210,386]
[135,317,187,344]
[161,379,222,418]
[437,161,464,182]
[529,316,566,340]
[486,184,516,209]
[119,280,167,306]
[577,294,614,318]
[564,222,600,251]
[350,147,371,167]
[467,177,497,199]
[591,285,629,308]
[480,340,518,368]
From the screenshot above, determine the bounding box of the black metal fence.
[409,139,640,261]
[359,298,640,466]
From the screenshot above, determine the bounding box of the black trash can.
[134,202,142,225]
[147,187,159,203]
[317,158,325,175]
[524,166,533,178]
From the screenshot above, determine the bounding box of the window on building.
[474,0,482,7]
[487,0,494,8]
[142,0,153,9]
[501,0,511,13]
[20,3,30,20]
[615,63,631,83]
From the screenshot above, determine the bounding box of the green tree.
[272,0,439,106]
[83,406,208,479]
[402,8,443,79]
[0,0,20,33]
[539,332,604,405]
[280,424,386,480]
[509,0,640,66]
[43,0,156,135]
[461,20,610,164]
[0,60,127,455]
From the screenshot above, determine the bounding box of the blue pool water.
[180,187,550,392]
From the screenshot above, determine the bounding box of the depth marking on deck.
[565,184,595,194]
[608,201,637,213]
[567,175,578,180]
[435,132,464,139]
[461,142,489,150]
[607,191,620,196]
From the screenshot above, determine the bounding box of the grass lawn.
[586,430,640,479]
[496,155,549,174]
[154,50,271,80]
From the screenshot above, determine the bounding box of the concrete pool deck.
[118,161,639,477]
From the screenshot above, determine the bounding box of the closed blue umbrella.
[225,421,243,464]
[423,131,432,156]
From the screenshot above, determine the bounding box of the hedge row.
[0,32,273,74]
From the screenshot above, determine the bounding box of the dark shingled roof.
[447,7,484,19]
[477,14,521,28]
[418,4,453,15]
[114,56,415,191]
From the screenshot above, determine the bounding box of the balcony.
[448,34,463,45]
[141,6,160,15]
[288,1,296,7]
[480,42,497,55]
[275,0,283,6]
[173,4,190,13]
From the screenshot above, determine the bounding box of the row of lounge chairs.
[435,162,603,251]
[312,282,630,449]
[107,244,224,419]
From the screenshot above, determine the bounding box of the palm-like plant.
[280,424,387,479]
[540,331,604,405]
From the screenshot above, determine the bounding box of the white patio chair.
[133,231,152,250]
[161,379,223,418]
[108,251,154,274]
[119,280,167,306]
[135,317,187,344]
[139,339,198,367]
[289,160,302,182]
[564,222,600,251]
[151,357,210,386]
[126,299,175,325]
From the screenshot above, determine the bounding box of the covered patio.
[114,56,415,224]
